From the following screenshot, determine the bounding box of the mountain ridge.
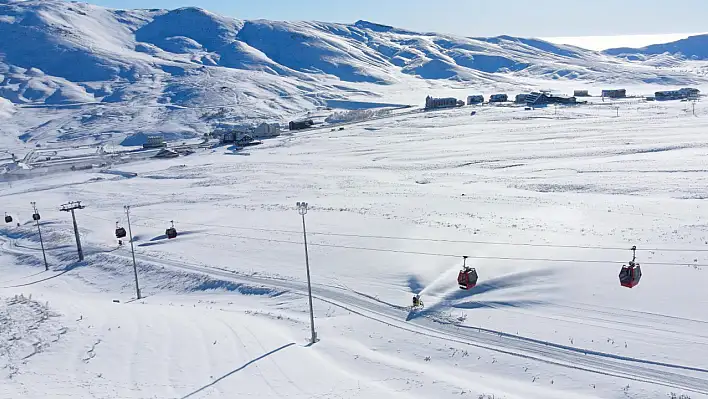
[605,34,708,60]
[0,0,705,149]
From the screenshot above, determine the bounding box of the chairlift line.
[5,205,708,254]
[115,213,708,254]
[68,212,708,268]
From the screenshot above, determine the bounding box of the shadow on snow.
[137,230,205,247]
[178,342,296,399]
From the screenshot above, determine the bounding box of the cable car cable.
[16,210,708,267]
[122,212,708,254]
[119,226,708,268]
[4,205,707,254]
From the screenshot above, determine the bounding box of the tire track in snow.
[98,249,708,396]
[4,238,708,395]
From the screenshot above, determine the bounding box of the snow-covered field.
[1,97,708,398]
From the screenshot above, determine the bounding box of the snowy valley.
[1,0,708,152]
[2,1,708,399]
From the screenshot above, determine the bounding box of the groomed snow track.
[3,236,708,395]
[101,246,708,395]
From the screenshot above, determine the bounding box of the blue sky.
[78,0,707,38]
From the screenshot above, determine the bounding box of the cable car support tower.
[60,201,85,261]
[31,202,49,271]
[124,205,141,300]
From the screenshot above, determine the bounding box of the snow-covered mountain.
[605,34,708,60]
[0,0,705,148]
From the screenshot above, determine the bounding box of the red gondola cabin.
[619,246,642,288]
[457,256,479,290]
[619,263,641,288]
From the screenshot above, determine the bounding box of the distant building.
[153,148,179,159]
[654,88,700,101]
[143,135,166,149]
[236,134,256,146]
[219,131,238,144]
[289,120,314,131]
[425,96,464,110]
[467,95,484,105]
[525,92,577,106]
[602,89,626,99]
[515,94,530,104]
[254,122,281,138]
[573,90,590,97]
[489,94,508,103]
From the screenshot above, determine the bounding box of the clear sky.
[76,0,706,42]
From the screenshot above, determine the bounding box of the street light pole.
[297,201,317,344]
[124,205,141,300]
[31,202,48,271]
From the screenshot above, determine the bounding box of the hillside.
[2,94,708,399]
[605,34,708,60]
[0,0,706,149]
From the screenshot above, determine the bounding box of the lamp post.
[297,201,317,344]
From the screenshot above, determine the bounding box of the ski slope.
[1,96,708,398]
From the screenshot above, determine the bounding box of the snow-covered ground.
[3,0,708,155]
[1,96,707,398]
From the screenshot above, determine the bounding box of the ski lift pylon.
[457,255,478,290]
[619,245,642,288]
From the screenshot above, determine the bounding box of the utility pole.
[60,201,85,261]
[297,201,317,344]
[124,205,141,299]
[31,202,48,271]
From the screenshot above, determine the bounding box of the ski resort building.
[525,92,577,106]
[289,120,314,131]
[489,94,508,103]
[425,96,464,110]
[153,148,179,159]
[467,95,484,105]
[601,89,626,99]
[143,135,166,149]
[654,88,700,101]
[573,90,590,97]
[515,94,530,104]
[254,122,281,138]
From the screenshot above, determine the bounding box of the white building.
[253,123,281,139]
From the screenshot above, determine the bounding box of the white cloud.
[544,32,708,51]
